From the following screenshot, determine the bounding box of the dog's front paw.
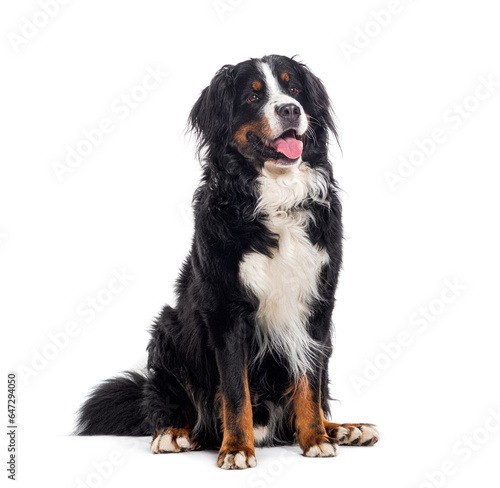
[217,447,257,470]
[302,438,339,458]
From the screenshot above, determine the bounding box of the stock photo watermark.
[213,0,245,21]
[7,0,72,54]
[350,278,466,394]
[412,407,500,488]
[51,64,169,183]
[75,434,152,488]
[247,450,295,488]
[385,74,500,192]
[178,202,194,228]
[75,425,151,488]
[18,268,133,385]
[75,450,124,488]
[6,373,17,481]
[0,231,8,247]
[339,0,418,64]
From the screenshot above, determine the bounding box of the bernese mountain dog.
[76,54,379,469]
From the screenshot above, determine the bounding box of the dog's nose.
[276,103,301,122]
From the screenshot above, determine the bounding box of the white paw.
[359,424,379,446]
[219,451,257,470]
[151,428,193,454]
[305,441,338,457]
[346,426,362,445]
[175,435,191,450]
[337,426,350,442]
[151,431,178,453]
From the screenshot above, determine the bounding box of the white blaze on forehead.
[260,61,308,138]
[260,62,287,100]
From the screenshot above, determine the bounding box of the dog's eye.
[289,86,299,96]
[247,93,260,103]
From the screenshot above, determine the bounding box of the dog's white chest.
[239,164,330,376]
[240,210,328,326]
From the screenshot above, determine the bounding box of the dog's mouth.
[247,129,303,164]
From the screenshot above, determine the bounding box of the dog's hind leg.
[144,370,198,453]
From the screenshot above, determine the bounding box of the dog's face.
[231,60,309,167]
[189,55,336,168]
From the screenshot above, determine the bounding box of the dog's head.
[189,55,337,168]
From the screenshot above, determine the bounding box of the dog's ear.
[188,64,235,159]
[297,62,339,146]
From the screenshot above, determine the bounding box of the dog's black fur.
[77,55,376,467]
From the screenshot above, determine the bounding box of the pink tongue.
[271,135,303,160]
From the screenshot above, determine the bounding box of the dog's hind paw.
[151,427,196,453]
[324,422,379,446]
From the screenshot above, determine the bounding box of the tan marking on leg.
[217,368,256,469]
[292,378,337,457]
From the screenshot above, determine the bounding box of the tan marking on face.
[281,73,290,82]
[252,80,262,91]
[233,115,274,151]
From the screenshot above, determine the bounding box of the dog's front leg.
[292,375,339,458]
[215,332,256,470]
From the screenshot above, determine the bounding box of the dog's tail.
[75,371,149,436]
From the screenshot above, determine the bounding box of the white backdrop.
[1,0,499,487]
